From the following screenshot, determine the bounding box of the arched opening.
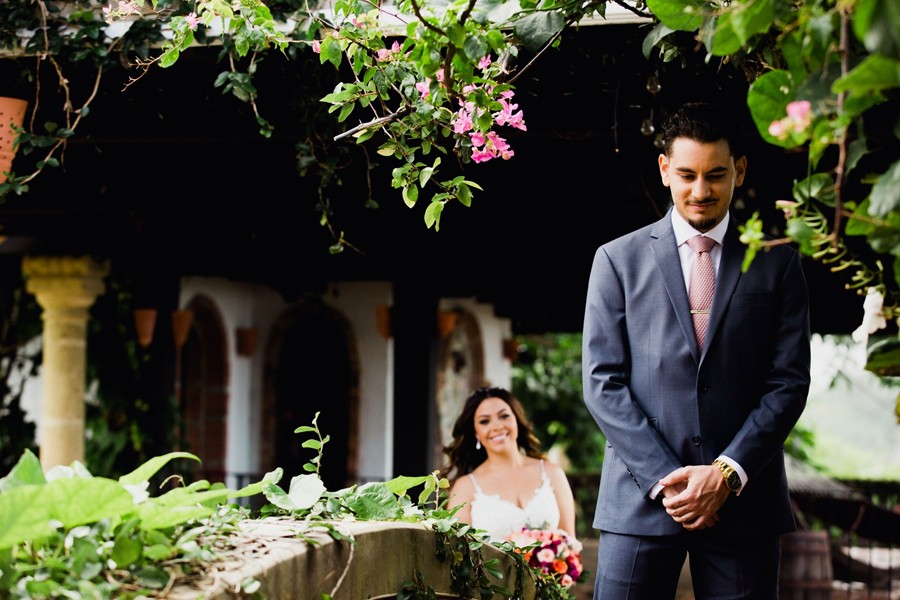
[177,295,229,484]
[263,299,359,493]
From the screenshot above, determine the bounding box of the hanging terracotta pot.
[436,310,459,340]
[375,305,392,339]
[0,97,27,184]
[235,327,258,357]
[171,309,194,349]
[133,308,158,348]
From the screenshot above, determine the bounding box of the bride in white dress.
[441,386,578,544]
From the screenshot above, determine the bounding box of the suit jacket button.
[691,435,702,445]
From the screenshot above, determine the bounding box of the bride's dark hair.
[440,386,544,483]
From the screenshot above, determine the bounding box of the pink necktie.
[687,235,716,350]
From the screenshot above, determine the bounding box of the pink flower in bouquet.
[506,528,583,588]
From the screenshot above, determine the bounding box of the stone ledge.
[168,517,535,599]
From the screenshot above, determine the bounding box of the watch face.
[727,472,741,491]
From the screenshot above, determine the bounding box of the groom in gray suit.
[582,101,811,599]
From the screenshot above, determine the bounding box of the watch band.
[713,459,742,492]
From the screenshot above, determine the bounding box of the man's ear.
[658,153,670,187]
[734,155,748,187]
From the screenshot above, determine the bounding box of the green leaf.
[864,336,900,376]
[747,69,793,144]
[711,0,773,56]
[337,103,355,123]
[463,35,489,63]
[135,503,213,530]
[111,534,142,568]
[513,11,565,53]
[119,452,199,487]
[447,23,467,47]
[785,218,815,255]
[419,166,434,188]
[646,0,705,32]
[846,200,876,237]
[424,200,443,231]
[287,474,327,510]
[0,486,55,550]
[345,483,402,520]
[833,54,900,95]
[868,160,900,218]
[642,22,676,60]
[134,565,170,589]
[456,183,472,207]
[385,475,431,498]
[320,36,342,69]
[793,173,835,206]
[0,449,46,492]
[853,0,900,57]
[159,47,179,68]
[402,185,418,208]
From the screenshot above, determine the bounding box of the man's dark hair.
[661,101,745,158]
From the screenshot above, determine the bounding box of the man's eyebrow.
[674,165,729,175]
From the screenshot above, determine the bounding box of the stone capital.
[23,255,110,311]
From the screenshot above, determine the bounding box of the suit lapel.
[704,217,743,353]
[649,211,698,359]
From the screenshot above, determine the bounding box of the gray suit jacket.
[582,208,811,538]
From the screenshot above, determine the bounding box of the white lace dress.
[469,459,561,543]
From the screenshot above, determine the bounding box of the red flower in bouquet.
[506,528,583,588]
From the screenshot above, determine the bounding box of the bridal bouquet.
[506,528,583,589]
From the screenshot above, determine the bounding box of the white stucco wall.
[179,277,285,486]
[439,297,513,389]
[322,281,394,482]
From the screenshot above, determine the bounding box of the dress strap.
[538,459,552,486]
[469,473,483,494]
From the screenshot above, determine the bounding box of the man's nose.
[692,178,710,199]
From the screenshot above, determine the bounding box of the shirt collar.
[671,209,729,247]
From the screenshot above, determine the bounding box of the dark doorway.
[273,307,352,493]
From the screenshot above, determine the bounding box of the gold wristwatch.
[713,459,742,492]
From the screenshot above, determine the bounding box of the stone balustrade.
[168,518,536,599]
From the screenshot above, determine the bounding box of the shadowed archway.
[262,298,360,492]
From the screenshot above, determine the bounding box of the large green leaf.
[865,337,900,377]
[747,69,794,143]
[867,160,900,218]
[0,478,134,550]
[853,0,900,58]
[0,449,46,492]
[711,0,774,56]
[119,452,200,487]
[833,54,900,95]
[646,0,704,32]
[513,11,564,53]
[345,483,404,520]
[0,486,55,550]
[136,503,215,530]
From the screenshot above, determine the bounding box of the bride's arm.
[548,462,578,540]
[446,475,475,525]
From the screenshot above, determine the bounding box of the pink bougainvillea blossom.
[376,41,401,62]
[448,87,526,163]
[312,39,321,54]
[786,100,812,120]
[768,100,812,140]
[184,12,201,30]
[478,55,492,70]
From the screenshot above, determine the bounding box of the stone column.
[22,256,109,470]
